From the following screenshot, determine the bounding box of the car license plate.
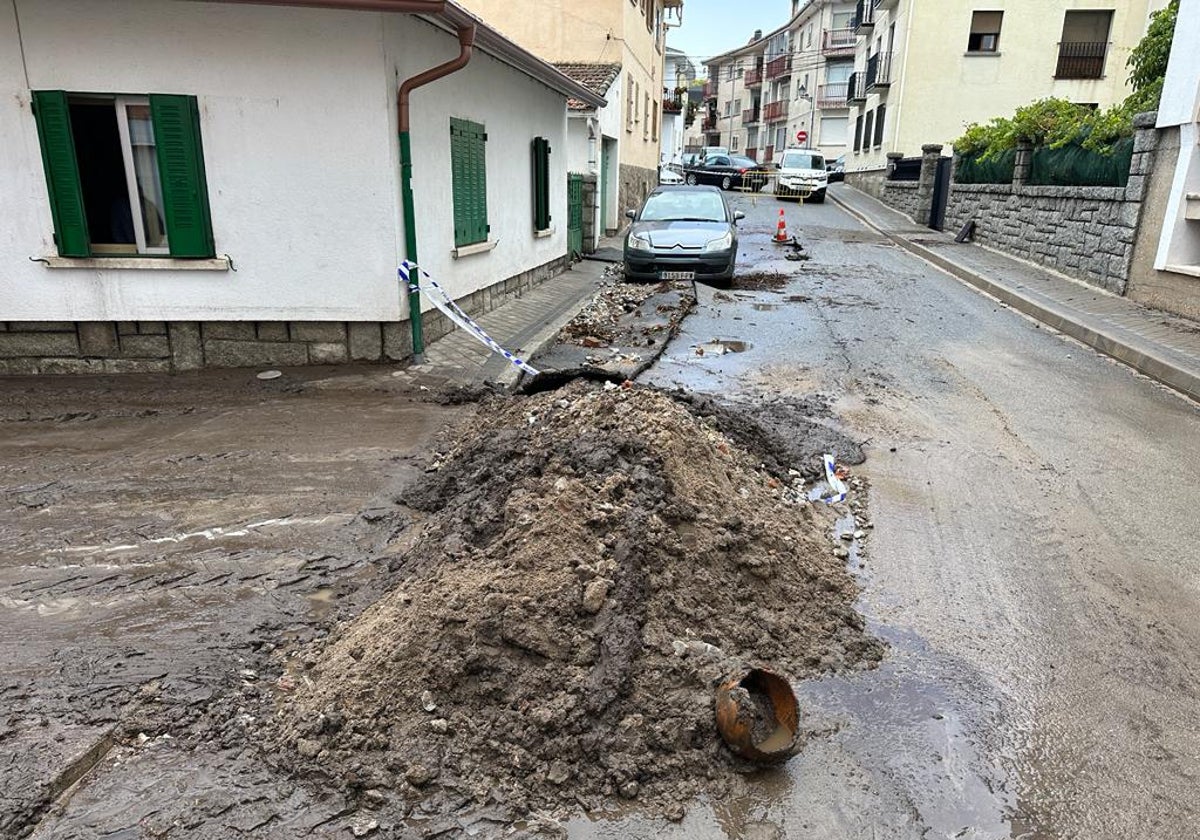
[660,270,695,280]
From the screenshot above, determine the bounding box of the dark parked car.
[827,154,845,182]
[683,154,771,191]
[623,186,745,287]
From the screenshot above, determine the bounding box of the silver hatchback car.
[623,186,744,288]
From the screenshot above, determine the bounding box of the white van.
[774,148,828,203]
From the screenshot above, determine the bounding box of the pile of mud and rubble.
[262,381,881,827]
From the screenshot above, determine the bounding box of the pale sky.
[667,0,790,71]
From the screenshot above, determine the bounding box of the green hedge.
[1029,138,1134,187]
[955,148,1016,184]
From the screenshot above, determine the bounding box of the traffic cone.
[773,208,789,243]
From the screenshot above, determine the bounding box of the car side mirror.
[625,209,636,220]
[733,210,746,222]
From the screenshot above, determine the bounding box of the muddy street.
[3,186,1199,840]
[618,186,1200,839]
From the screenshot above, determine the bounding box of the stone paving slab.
[830,185,1200,403]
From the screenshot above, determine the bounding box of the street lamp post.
[796,84,814,148]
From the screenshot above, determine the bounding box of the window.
[731,134,740,151]
[32,90,213,259]
[644,91,650,138]
[968,11,1003,52]
[873,103,886,146]
[862,109,874,151]
[450,117,488,248]
[1056,11,1113,79]
[652,101,659,142]
[531,136,551,232]
[626,76,634,131]
[854,113,863,152]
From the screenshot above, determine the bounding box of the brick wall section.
[0,255,568,375]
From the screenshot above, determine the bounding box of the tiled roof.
[553,62,622,111]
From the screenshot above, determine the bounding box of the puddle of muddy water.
[696,340,751,356]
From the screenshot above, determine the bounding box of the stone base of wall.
[0,255,568,375]
[880,181,920,221]
[618,163,657,222]
[845,170,888,201]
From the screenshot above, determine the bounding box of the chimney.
[750,29,762,43]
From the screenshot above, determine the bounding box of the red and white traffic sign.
[796,130,808,144]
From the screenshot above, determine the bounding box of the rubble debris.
[262,382,881,827]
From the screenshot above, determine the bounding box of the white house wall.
[383,16,569,317]
[1,1,399,321]
[0,1,571,323]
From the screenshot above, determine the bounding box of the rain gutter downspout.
[399,22,475,362]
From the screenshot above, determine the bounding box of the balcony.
[821,28,857,56]
[746,146,758,161]
[763,145,774,163]
[663,87,685,115]
[703,81,716,100]
[854,0,874,32]
[742,106,761,125]
[765,53,793,80]
[816,81,849,109]
[847,71,866,103]
[702,116,717,132]
[763,100,789,122]
[866,51,893,90]
[1055,41,1108,79]
[745,66,763,87]
[873,0,898,9]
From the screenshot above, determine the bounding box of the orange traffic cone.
[773,208,789,243]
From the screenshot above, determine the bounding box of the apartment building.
[846,0,1171,173]
[456,0,682,219]
[662,47,698,164]
[701,0,856,164]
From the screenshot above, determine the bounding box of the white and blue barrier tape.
[399,261,541,376]
[820,453,848,504]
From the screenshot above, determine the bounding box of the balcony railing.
[745,66,763,86]
[816,81,849,108]
[702,116,717,132]
[763,145,775,163]
[746,146,758,161]
[663,87,685,115]
[1055,41,1108,79]
[763,100,789,122]
[703,81,716,100]
[742,107,761,125]
[847,71,866,103]
[854,0,875,31]
[822,28,857,56]
[765,53,793,80]
[866,51,893,89]
[874,0,898,9]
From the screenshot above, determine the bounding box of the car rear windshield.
[780,152,824,170]
[729,155,759,169]
[640,191,727,222]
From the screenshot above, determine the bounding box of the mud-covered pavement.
[0,370,461,836]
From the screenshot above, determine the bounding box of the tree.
[1126,0,1179,113]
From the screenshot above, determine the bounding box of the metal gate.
[929,156,952,231]
[567,173,584,258]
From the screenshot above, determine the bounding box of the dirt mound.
[262,382,881,829]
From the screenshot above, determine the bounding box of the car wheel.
[811,189,826,204]
[720,176,732,191]
[686,174,698,186]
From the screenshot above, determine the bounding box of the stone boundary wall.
[0,255,568,375]
[618,163,657,218]
[881,182,919,220]
[941,183,1139,294]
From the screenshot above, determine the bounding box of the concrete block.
[0,358,42,374]
[168,322,203,371]
[348,323,383,361]
[0,332,80,358]
[117,322,139,336]
[40,358,105,375]
[382,321,413,362]
[102,358,171,374]
[78,322,119,356]
[290,322,346,343]
[118,334,171,359]
[256,322,290,342]
[307,342,348,364]
[203,339,308,368]
[204,321,257,341]
[138,321,167,335]
[11,321,74,331]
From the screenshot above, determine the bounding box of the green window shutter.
[451,118,488,247]
[32,90,90,257]
[532,137,551,231]
[150,94,215,258]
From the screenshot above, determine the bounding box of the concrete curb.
[830,191,1200,404]
[493,280,603,392]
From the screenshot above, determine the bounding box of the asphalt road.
[575,185,1200,839]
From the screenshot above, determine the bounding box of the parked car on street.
[774,148,828,203]
[622,185,744,287]
[659,164,685,185]
[701,146,729,160]
[683,154,771,191]
[827,154,845,182]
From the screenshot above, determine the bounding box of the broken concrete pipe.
[714,667,801,764]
